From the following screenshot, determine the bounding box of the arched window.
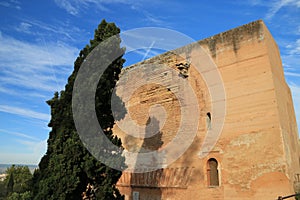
[207,158,219,187]
[206,112,211,129]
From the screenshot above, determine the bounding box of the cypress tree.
[6,170,14,196]
[32,19,126,200]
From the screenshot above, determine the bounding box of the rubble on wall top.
[122,19,265,72]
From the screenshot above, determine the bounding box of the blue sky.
[0,0,299,165]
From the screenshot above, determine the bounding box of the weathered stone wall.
[113,20,300,199]
[264,23,300,191]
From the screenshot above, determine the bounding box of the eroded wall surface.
[113,20,300,200]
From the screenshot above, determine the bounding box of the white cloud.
[0,33,77,69]
[54,0,78,15]
[54,0,124,15]
[143,12,166,26]
[19,18,83,42]
[15,22,32,34]
[0,129,39,141]
[282,39,300,73]
[246,0,300,19]
[285,72,300,77]
[0,86,47,99]
[53,0,148,16]
[265,0,300,19]
[289,39,300,55]
[0,32,78,92]
[0,0,21,10]
[53,0,170,27]
[0,105,50,121]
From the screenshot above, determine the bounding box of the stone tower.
[113,20,300,199]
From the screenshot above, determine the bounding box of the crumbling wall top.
[122,19,265,73]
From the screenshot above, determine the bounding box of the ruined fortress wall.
[114,20,299,200]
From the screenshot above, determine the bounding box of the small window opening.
[206,112,211,129]
[207,158,219,187]
[133,191,139,200]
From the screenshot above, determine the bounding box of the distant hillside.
[0,164,37,174]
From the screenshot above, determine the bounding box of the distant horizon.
[0,163,37,166]
[0,163,38,174]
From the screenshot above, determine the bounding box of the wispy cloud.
[0,105,50,121]
[15,19,84,42]
[246,0,300,19]
[288,39,300,55]
[282,39,300,73]
[0,0,21,10]
[285,72,300,77]
[0,32,77,69]
[0,32,78,93]
[54,0,79,15]
[143,11,168,26]
[53,0,170,27]
[15,22,32,34]
[266,0,300,19]
[0,86,47,99]
[0,129,39,141]
[54,0,133,15]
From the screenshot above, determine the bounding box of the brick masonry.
[113,20,300,200]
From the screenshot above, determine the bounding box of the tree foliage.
[7,191,32,200]
[0,165,33,200]
[32,19,126,200]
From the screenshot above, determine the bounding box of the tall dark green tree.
[4,165,32,195]
[32,20,126,200]
[0,165,33,200]
[6,171,14,196]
